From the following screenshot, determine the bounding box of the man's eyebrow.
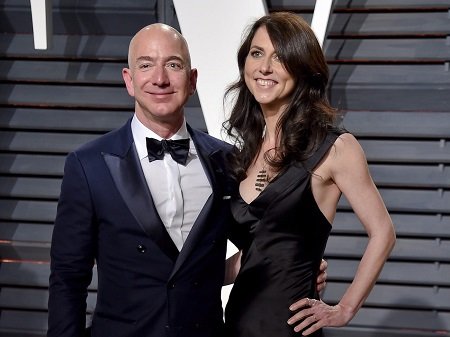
[165,55,186,64]
[136,56,153,63]
[135,55,185,63]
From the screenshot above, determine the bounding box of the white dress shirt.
[131,115,212,251]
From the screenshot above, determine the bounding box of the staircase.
[0,0,449,336]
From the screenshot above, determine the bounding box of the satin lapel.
[103,144,179,261]
[170,133,226,277]
[171,194,214,277]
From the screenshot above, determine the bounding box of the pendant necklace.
[255,125,270,192]
[255,162,268,191]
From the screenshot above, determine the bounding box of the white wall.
[173,0,268,141]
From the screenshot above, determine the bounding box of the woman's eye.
[250,50,262,58]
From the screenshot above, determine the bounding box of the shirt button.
[136,244,146,253]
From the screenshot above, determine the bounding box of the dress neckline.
[239,161,291,205]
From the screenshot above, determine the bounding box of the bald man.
[48,23,234,337]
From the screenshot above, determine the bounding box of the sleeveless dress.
[225,132,340,337]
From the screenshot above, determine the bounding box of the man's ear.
[122,68,135,97]
[189,68,198,95]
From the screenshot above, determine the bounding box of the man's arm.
[224,250,242,285]
[316,259,328,293]
[48,152,96,337]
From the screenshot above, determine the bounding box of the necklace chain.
[255,124,270,191]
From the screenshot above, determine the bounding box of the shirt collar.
[131,115,190,161]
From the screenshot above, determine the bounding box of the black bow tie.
[146,138,190,165]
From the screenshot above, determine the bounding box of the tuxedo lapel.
[103,121,179,261]
[171,193,214,276]
[186,125,227,194]
[170,127,230,276]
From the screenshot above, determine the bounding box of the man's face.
[123,26,197,128]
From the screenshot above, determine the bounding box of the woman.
[223,12,396,337]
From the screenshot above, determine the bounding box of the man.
[48,23,326,337]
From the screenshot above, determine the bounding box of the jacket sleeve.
[48,151,96,337]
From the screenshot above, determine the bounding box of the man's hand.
[316,259,327,293]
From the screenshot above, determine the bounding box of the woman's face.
[244,26,295,114]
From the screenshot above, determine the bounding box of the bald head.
[122,22,198,137]
[127,23,192,70]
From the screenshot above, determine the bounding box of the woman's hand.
[287,298,354,335]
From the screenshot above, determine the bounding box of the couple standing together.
[48,12,395,337]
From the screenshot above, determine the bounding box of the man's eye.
[138,63,152,71]
[167,62,183,70]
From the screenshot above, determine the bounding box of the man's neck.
[136,114,185,139]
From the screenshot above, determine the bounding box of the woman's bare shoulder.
[332,133,365,158]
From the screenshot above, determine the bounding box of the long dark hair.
[223,12,339,181]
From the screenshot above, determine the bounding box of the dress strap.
[302,131,342,172]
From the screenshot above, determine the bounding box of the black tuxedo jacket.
[48,119,236,337]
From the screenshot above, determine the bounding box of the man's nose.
[152,66,170,86]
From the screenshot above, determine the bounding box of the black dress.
[225,132,340,337]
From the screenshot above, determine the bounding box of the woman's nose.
[259,57,273,74]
